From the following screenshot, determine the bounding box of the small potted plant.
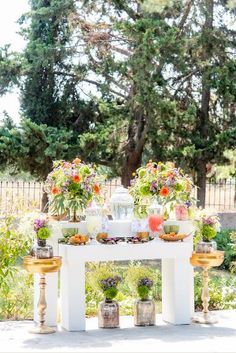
[30,216,53,259]
[88,266,121,328]
[126,265,157,326]
[195,211,221,253]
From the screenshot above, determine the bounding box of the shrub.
[194,271,236,310]
[86,262,122,301]
[0,215,32,293]
[125,262,160,301]
[0,270,33,320]
[214,229,236,270]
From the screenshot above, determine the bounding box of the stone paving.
[1,311,236,353]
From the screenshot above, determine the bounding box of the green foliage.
[137,285,150,300]
[214,229,236,270]
[0,45,21,95]
[20,0,90,128]
[125,263,159,297]
[0,118,77,181]
[86,263,121,297]
[194,271,236,311]
[37,227,51,240]
[104,287,118,300]
[202,224,217,241]
[0,214,31,294]
[0,271,33,320]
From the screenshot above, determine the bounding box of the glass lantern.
[110,186,134,220]
[147,198,164,238]
[85,200,103,244]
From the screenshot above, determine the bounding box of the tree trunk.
[41,190,49,213]
[196,161,207,208]
[121,109,147,187]
[121,151,143,187]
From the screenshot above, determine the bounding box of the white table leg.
[162,258,194,324]
[60,257,86,331]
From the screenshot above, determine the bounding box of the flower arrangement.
[100,276,122,301]
[129,161,195,218]
[45,158,104,218]
[137,277,154,301]
[34,216,51,240]
[195,211,221,242]
[87,265,122,302]
[126,264,157,300]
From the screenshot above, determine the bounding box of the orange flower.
[146,162,153,168]
[73,158,81,165]
[167,171,174,177]
[159,186,169,197]
[93,183,100,194]
[51,186,60,195]
[73,175,81,183]
[166,161,175,169]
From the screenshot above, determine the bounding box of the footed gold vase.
[23,256,62,334]
[190,251,224,324]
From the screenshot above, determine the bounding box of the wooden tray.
[159,233,190,242]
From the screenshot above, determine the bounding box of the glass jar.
[196,240,217,254]
[30,239,53,259]
[134,299,156,326]
[110,186,134,220]
[98,300,120,328]
[175,204,189,221]
[85,200,103,244]
[147,198,164,236]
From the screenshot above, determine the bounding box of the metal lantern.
[85,200,103,244]
[110,186,134,220]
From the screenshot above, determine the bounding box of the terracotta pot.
[98,300,119,328]
[134,299,156,326]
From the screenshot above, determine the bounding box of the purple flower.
[138,277,153,289]
[34,217,48,232]
[100,276,121,290]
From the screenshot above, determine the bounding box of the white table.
[57,220,194,331]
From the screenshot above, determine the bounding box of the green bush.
[194,271,236,310]
[214,229,236,270]
[0,215,32,293]
[0,270,33,320]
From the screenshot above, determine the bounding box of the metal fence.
[0,178,235,214]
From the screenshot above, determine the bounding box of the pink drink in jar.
[175,204,188,221]
[148,214,164,232]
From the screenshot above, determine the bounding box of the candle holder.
[23,256,62,334]
[190,251,224,324]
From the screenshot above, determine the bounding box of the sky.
[0,0,29,123]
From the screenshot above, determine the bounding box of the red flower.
[93,183,100,194]
[159,186,169,197]
[51,186,60,195]
[73,175,81,183]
